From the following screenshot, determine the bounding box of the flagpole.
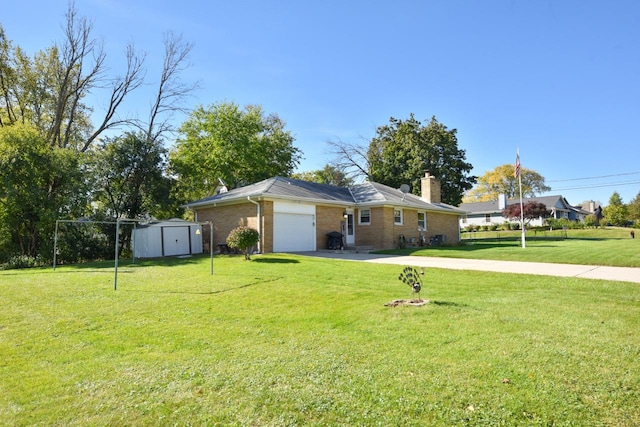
[516,149,526,248]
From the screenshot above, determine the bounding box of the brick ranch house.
[184,172,466,253]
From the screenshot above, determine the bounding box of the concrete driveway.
[298,252,640,284]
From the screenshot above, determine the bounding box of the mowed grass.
[381,228,640,267]
[1,254,639,426]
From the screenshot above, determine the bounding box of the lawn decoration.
[385,266,428,307]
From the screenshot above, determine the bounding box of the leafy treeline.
[0,3,202,264]
[0,5,482,266]
[328,115,476,206]
[0,5,303,265]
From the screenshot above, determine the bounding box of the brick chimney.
[421,171,441,204]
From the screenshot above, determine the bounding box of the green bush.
[1,255,45,270]
[583,214,600,228]
[546,218,584,230]
[226,226,260,260]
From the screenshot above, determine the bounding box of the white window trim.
[359,208,371,225]
[394,208,403,225]
[418,211,427,231]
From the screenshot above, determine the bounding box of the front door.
[345,212,355,246]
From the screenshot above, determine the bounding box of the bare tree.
[326,138,371,182]
[20,3,145,151]
[144,31,198,143]
[81,42,145,151]
[2,3,196,152]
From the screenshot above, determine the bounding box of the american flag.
[514,151,520,178]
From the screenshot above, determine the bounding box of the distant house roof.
[185,176,466,215]
[460,195,590,216]
[457,199,502,215]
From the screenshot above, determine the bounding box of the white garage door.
[273,212,315,252]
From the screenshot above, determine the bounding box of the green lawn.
[379,228,640,267]
[1,254,638,426]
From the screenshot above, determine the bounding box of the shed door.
[162,226,191,256]
[273,213,315,252]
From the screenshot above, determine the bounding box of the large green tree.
[292,164,354,187]
[628,191,640,222]
[89,132,178,255]
[464,164,551,202]
[366,115,475,205]
[170,102,301,201]
[603,192,629,226]
[90,132,174,220]
[0,5,195,262]
[0,124,85,260]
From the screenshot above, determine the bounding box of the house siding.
[355,207,460,248]
[426,211,460,244]
[316,205,345,249]
[196,202,263,251]
[355,207,389,248]
[261,201,274,253]
[195,201,460,254]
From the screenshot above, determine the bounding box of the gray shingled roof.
[460,195,576,214]
[186,177,353,207]
[185,176,466,214]
[353,182,466,214]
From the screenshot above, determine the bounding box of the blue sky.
[4,0,640,207]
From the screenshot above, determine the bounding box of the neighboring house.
[184,172,467,253]
[459,194,592,228]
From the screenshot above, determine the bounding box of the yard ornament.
[385,266,428,307]
[398,266,424,301]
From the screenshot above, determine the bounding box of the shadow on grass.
[252,258,300,264]
[431,300,471,308]
[0,267,130,275]
[45,255,207,271]
[120,276,284,295]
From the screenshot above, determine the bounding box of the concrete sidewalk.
[298,252,640,284]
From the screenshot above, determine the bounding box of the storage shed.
[132,219,203,258]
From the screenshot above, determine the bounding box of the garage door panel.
[273,213,315,252]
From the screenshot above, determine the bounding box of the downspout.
[247,196,261,253]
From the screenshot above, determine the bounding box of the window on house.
[359,209,371,224]
[485,214,491,223]
[394,209,403,225]
[418,211,426,230]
